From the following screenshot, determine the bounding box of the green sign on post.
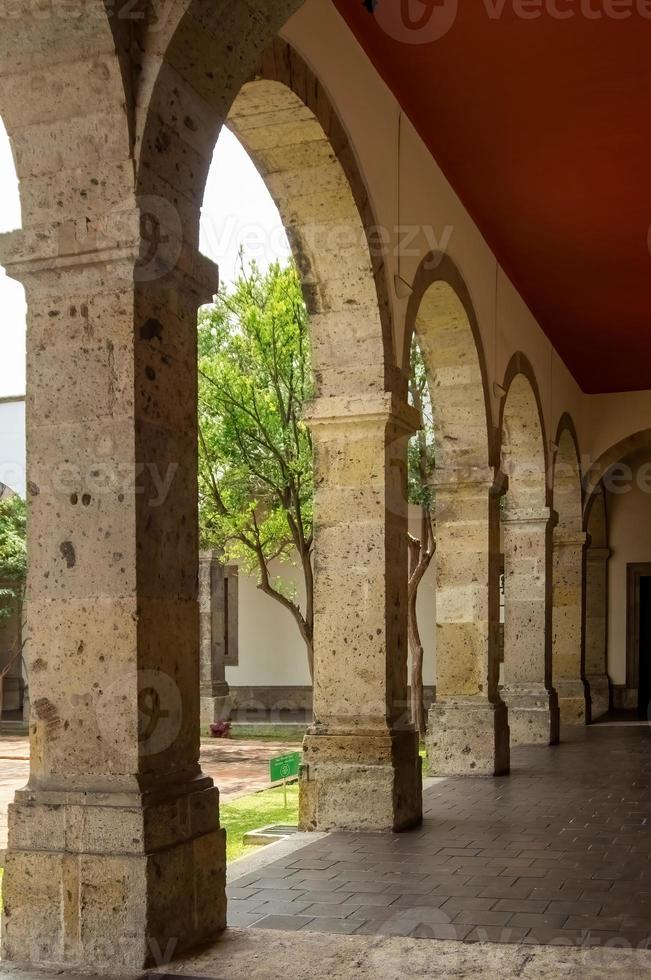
[269,751,301,810]
[269,751,301,783]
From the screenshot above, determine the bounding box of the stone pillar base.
[586,674,610,722]
[502,686,559,746]
[426,698,510,776]
[200,691,233,728]
[556,679,587,726]
[2,780,226,972]
[299,730,422,832]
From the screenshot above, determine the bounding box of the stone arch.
[0,4,424,968]
[0,8,134,235]
[500,356,549,516]
[224,40,394,395]
[136,29,393,396]
[136,18,419,832]
[584,428,651,499]
[407,255,507,777]
[499,355,558,745]
[553,415,583,531]
[583,483,611,719]
[550,415,587,726]
[405,252,494,473]
[0,116,21,231]
[585,483,608,549]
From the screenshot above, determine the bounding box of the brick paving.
[228,722,651,948]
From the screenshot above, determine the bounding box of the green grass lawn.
[222,745,427,865]
[222,782,299,863]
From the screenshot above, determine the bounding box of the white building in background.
[0,396,25,498]
[0,397,436,719]
[0,396,26,718]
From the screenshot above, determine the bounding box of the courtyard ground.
[227,721,651,948]
[0,722,650,978]
[0,735,302,856]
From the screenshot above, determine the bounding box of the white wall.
[607,449,651,685]
[227,549,437,689]
[227,559,311,687]
[0,397,25,497]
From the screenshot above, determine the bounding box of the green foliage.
[221,782,299,863]
[408,339,435,511]
[198,261,314,601]
[0,493,26,623]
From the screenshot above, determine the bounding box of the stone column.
[199,551,233,728]
[501,509,559,745]
[0,214,226,971]
[426,468,509,776]
[299,394,422,832]
[584,546,611,720]
[552,529,588,725]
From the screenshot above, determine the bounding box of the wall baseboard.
[228,685,437,717]
[611,684,638,711]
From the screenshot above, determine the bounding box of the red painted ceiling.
[332,0,651,393]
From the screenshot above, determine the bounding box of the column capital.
[586,546,611,562]
[0,210,219,304]
[553,528,588,549]
[304,392,420,435]
[430,465,504,493]
[502,505,556,527]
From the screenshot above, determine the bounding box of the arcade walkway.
[228,721,651,948]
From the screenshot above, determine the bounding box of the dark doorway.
[639,576,651,718]
[627,563,651,717]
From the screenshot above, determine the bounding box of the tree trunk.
[305,635,314,684]
[407,507,434,737]
[409,603,427,735]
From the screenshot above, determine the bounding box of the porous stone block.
[427,698,510,776]
[299,730,422,832]
[503,686,560,746]
[2,785,226,972]
[556,679,587,726]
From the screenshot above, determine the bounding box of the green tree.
[407,340,436,735]
[198,262,315,677]
[0,492,26,624]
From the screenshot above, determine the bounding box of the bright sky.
[0,124,290,398]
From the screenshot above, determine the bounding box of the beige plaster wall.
[280,0,651,482]
[607,449,651,685]
[586,391,651,468]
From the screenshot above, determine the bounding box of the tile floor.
[227,721,651,948]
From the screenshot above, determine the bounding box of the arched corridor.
[551,420,587,725]
[499,360,558,747]
[1,0,651,974]
[407,256,507,777]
